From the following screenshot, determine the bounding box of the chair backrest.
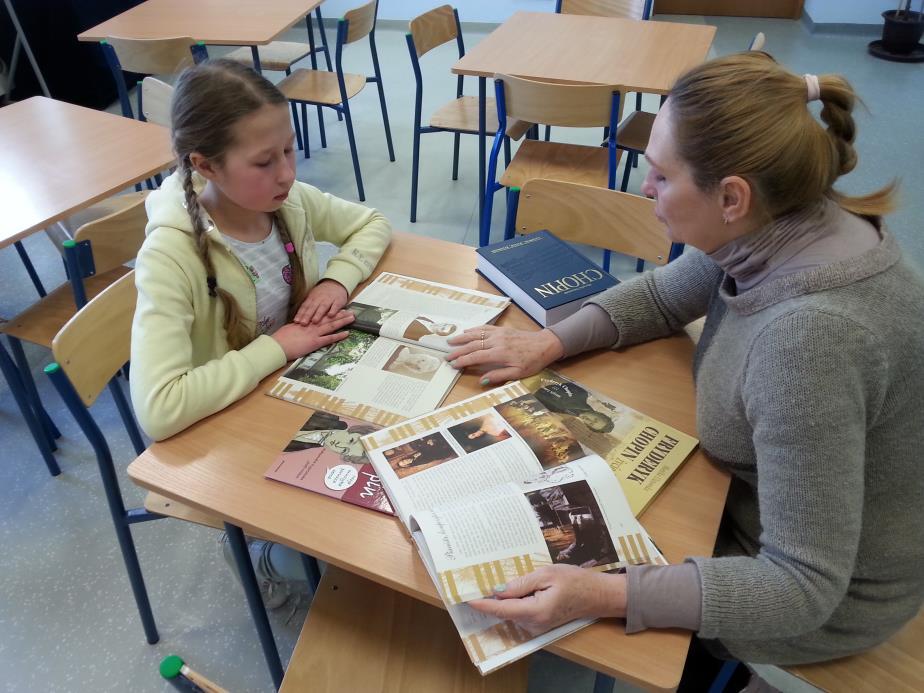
[140,77,173,127]
[495,73,619,128]
[748,31,766,51]
[515,179,674,265]
[557,0,650,20]
[409,5,458,58]
[342,0,377,44]
[72,190,149,276]
[105,36,199,75]
[51,270,137,407]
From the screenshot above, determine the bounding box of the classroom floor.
[1,13,922,693]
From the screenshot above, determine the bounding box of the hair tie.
[206,276,217,297]
[284,242,295,254]
[804,74,821,103]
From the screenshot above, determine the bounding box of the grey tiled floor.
[1,13,921,693]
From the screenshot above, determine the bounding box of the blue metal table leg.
[224,523,283,689]
[0,342,59,475]
[8,336,60,444]
[593,671,615,693]
[478,76,486,235]
[14,240,47,297]
[250,45,262,74]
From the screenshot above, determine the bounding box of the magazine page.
[268,331,459,426]
[412,455,666,607]
[412,530,593,676]
[264,410,394,515]
[347,273,511,352]
[361,382,587,527]
[521,370,699,516]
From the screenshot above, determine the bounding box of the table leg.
[0,341,59,476]
[224,523,283,689]
[593,671,615,693]
[478,76,486,236]
[250,46,263,74]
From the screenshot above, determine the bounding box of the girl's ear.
[189,151,219,181]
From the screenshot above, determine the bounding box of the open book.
[360,379,674,674]
[267,273,510,425]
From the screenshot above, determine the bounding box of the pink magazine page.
[265,410,394,515]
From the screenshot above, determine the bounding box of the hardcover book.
[360,371,695,674]
[267,273,510,425]
[475,231,618,326]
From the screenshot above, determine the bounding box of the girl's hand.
[294,279,349,325]
[272,310,355,361]
[467,565,627,635]
[446,326,565,385]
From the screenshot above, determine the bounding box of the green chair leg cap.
[43,363,60,375]
[159,655,184,679]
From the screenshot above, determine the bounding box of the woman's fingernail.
[480,377,490,386]
[494,584,507,593]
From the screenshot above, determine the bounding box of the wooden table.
[0,95,173,500]
[451,11,716,235]
[127,231,730,691]
[77,0,323,72]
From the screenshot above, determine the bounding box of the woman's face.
[640,103,732,253]
[429,322,457,336]
[321,430,364,457]
[403,352,441,374]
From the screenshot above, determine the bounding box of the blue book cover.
[475,231,618,326]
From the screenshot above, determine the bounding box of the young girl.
[130,59,391,607]
[130,59,391,440]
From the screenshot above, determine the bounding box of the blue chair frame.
[288,0,395,202]
[482,78,621,251]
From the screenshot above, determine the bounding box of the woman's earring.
[722,216,729,225]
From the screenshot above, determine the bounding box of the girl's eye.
[256,160,272,168]
[284,148,293,155]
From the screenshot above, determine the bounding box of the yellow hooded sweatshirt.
[130,171,391,441]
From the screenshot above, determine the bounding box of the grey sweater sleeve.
[588,249,724,348]
[625,563,703,633]
[690,310,886,641]
[547,304,619,358]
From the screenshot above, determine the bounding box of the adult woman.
[447,52,924,668]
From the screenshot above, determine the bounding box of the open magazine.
[360,379,674,675]
[264,410,393,515]
[267,273,510,425]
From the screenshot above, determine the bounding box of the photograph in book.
[446,412,513,454]
[521,370,699,517]
[382,432,459,479]
[382,345,443,382]
[495,395,586,469]
[284,331,377,391]
[265,411,393,515]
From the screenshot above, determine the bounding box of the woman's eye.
[256,160,272,167]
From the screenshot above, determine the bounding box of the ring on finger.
[480,329,486,351]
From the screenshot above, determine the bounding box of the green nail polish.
[494,584,507,593]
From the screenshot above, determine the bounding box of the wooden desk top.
[452,12,716,95]
[0,97,174,249]
[128,231,730,691]
[78,0,323,44]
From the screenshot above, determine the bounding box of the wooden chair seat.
[1,266,132,347]
[278,68,366,106]
[144,492,274,543]
[785,608,924,693]
[280,565,528,693]
[430,96,531,140]
[616,109,655,153]
[225,42,315,72]
[499,140,618,189]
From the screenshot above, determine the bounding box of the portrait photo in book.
[383,432,459,479]
[447,412,513,454]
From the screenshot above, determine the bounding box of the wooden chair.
[406,5,531,223]
[139,76,173,127]
[100,36,207,121]
[1,191,150,473]
[278,0,395,202]
[513,179,681,267]
[225,8,337,158]
[280,565,528,693]
[784,608,924,693]
[481,75,623,248]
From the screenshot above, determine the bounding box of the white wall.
[320,0,553,24]
[803,0,897,25]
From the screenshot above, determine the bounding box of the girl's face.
[640,103,733,253]
[206,104,297,213]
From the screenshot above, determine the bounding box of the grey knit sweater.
[585,222,924,664]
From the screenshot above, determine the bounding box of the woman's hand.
[294,279,349,325]
[468,565,627,635]
[446,326,565,385]
[272,310,355,361]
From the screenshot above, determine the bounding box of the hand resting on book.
[468,565,627,635]
[272,310,354,361]
[446,326,564,385]
[293,278,349,325]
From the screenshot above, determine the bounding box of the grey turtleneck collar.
[706,198,881,293]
